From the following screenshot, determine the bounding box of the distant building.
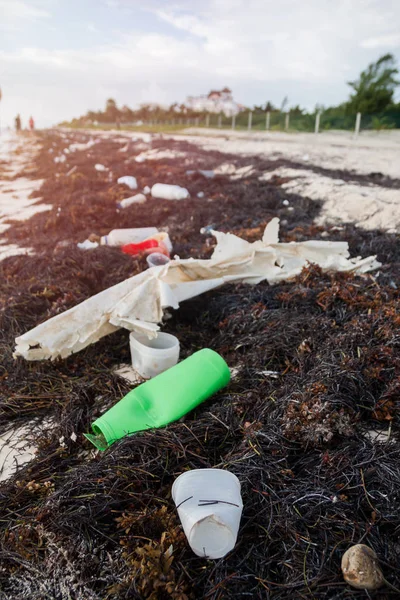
[186,88,244,116]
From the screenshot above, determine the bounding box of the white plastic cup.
[129,332,180,379]
[151,183,190,201]
[146,253,170,268]
[172,469,243,559]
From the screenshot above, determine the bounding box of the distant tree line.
[63,54,400,131]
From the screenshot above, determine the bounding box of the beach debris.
[66,165,77,176]
[146,253,170,268]
[341,544,384,590]
[130,331,180,379]
[197,191,205,198]
[117,193,147,209]
[77,239,99,250]
[151,183,190,201]
[100,227,159,247]
[186,169,215,179]
[84,349,230,449]
[54,155,66,164]
[117,175,137,190]
[172,468,243,559]
[283,199,290,206]
[14,219,380,361]
[122,233,171,258]
[94,163,107,171]
[68,139,96,152]
[143,185,151,194]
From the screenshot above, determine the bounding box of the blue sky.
[1,0,400,128]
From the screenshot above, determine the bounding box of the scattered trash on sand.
[143,185,151,194]
[14,218,380,360]
[130,331,180,379]
[197,191,205,198]
[54,155,66,164]
[100,227,159,246]
[146,253,170,268]
[77,239,99,250]
[84,349,230,449]
[94,163,107,172]
[117,193,146,208]
[186,169,215,179]
[151,183,190,200]
[117,175,138,190]
[172,468,243,559]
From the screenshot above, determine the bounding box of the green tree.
[347,53,399,114]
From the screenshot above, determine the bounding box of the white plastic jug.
[100,228,159,246]
[151,183,190,201]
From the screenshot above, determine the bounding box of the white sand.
[180,128,400,179]
[260,167,400,231]
[0,132,51,261]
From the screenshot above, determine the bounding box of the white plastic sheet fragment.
[14,219,380,361]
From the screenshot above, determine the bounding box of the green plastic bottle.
[85,348,230,450]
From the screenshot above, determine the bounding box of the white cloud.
[361,34,400,49]
[0,0,50,22]
[0,0,399,127]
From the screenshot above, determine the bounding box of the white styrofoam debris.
[14,218,380,361]
[117,176,138,190]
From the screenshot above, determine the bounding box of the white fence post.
[315,112,321,134]
[266,111,270,130]
[232,114,236,129]
[248,111,252,130]
[355,112,361,136]
[206,113,210,127]
[285,112,289,131]
[218,113,222,128]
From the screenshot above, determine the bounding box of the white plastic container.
[100,228,159,247]
[117,193,147,209]
[117,176,137,189]
[146,253,170,268]
[151,183,190,201]
[129,332,180,379]
[172,469,243,559]
[145,232,173,254]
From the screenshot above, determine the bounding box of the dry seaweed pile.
[0,130,399,599]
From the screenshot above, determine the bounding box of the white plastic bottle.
[151,183,190,200]
[100,228,159,246]
[117,194,147,209]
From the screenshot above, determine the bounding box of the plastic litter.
[143,186,151,194]
[14,219,381,361]
[186,169,215,179]
[200,224,216,235]
[100,228,159,247]
[122,239,162,256]
[172,469,243,559]
[117,176,137,190]
[130,331,179,378]
[151,183,190,201]
[84,349,230,450]
[77,239,99,250]
[117,193,146,209]
[197,191,205,198]
[146,253,170,268]
[283,199,290,206]
[95,164,107,172]
[66,165,77,176]
[54,155,66,164]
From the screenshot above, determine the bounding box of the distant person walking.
[29,116,35,131]
[15,114,21,133]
